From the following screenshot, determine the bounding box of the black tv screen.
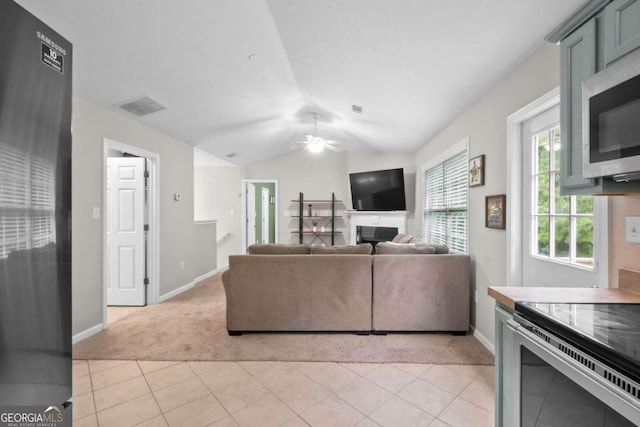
[349,168,406,211]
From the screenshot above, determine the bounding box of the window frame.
[529,124,595,271]
[421,137,469,254]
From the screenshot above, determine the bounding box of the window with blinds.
[0,142,56,259]
[423,149,468,253]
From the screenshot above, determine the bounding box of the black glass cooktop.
[515,302,640,383]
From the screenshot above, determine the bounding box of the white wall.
[412,43,561,345]
[194,165,245,269]
[245,148,350,244]
[72,96,216,335]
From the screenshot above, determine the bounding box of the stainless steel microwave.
[583,48,640,181]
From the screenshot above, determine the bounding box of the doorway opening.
[241,180,278,253]
[102,138,160,329]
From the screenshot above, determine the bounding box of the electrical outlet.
[92,207,100,220]
[179,261,185,270]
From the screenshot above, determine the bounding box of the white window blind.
[423,150,468,253]
[0,142,56,259]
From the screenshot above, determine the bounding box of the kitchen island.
[489,285,640,426]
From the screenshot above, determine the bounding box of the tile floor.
[71,359,495,427]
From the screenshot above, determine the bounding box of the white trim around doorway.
[506,87,608,287]
[101,138,161,331]
[241,179,279,254]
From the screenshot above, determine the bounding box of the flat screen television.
[349,168,406,211]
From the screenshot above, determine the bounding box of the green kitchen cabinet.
[559,19,599,194]
[604,0,640,66]
[494,305,518,427]
[551,0,640,195]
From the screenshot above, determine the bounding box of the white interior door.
[261,187,269,243]
[247,183,256,246]
[521,105,602,287]
[107,157,145,306]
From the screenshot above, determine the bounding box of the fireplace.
[356,226,398,247]
[347,210,407,245]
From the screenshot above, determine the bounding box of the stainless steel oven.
[510,303,640,426]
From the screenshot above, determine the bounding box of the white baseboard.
[193,269,218,284]
[159,281,195,303]
[472,326,495,355]
[72,323,104,345]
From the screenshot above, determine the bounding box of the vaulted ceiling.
[16,0,585,165]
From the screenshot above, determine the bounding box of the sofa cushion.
[310,243,373,255]
[375,242,436,254]
[247,243,310,254]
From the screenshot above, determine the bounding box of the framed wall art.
[469,154,485,187]
[485,194,506,229]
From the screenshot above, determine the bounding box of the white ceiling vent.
[351,105,363,114]
[116,96,166,117]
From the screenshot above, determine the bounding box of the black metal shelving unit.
[292,192,342,245]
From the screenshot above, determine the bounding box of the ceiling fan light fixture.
[307,136,325,153]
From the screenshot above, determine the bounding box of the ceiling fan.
[295,113,342,153]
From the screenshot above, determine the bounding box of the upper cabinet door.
[560,19,599,193]
[604,0,640,65]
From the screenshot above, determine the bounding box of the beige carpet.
[73,273,494,364]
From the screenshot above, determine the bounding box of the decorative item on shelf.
[312,221,318,232]
[469,154,485,187]
[486,194,506,229]
[308,204,312,217]
[321,225,326,232]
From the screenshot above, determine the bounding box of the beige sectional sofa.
[221,242,470,335]
[223,253,373,334]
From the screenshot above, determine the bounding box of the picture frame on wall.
[486,194,506,229]
[469,154,485,187]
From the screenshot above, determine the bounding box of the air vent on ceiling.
[116,96,166,117]
[225,153,237,158]
[351,105,363,114]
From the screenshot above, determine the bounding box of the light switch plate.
[92,207,100,220]
[626,216,640,244]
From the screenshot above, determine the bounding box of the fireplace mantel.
[346,210,407,245]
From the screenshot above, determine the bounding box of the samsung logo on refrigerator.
[37,30,65,74]
[36,31,66,55]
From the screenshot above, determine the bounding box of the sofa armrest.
[221,269,230,296]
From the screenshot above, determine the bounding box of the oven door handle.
[506,318,520,332]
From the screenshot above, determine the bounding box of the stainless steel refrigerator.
[0,0,72,421]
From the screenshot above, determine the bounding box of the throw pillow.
[375,242,437,254]
[247,243,310,254]
[429,244,449,254]
[391,233,414,243]
[310,243,373,255]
